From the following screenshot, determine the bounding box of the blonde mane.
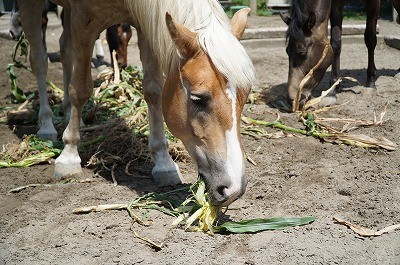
[124,0,256,90]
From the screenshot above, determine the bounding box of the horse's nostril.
[216,186,227,197]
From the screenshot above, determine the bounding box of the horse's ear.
[231,7,250,40]
[307,12,316,31]
[165,12,200,59]
[280,12,291,25]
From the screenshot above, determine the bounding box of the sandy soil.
[0,14,400,265]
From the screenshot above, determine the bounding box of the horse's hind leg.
[137,29,182,187]
[54,8,98,177]
[364,0,380,89]
[18,0,58,141]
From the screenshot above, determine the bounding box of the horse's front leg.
[137,30,182,187]
[364,0,380,89]
[59,8,73,121]
[393,0,400,16]
[54,9,97,178]
[18,0,57,141]
[330,0,345,87]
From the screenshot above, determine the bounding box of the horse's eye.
[190,93,210,108]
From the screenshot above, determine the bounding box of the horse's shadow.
[4,93,192,201]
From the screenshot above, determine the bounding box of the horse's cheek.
[162,86,188,139]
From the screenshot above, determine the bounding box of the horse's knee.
[29,48,47,76]
[364,31,377,50]
[69,82,93,107]
[142,76,163,105]
[331,27,342,55]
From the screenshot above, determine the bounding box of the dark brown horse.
[281,0,400,108]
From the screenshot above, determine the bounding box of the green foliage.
[231,0,248,5]
[343,10,366,21]
[0,135,62,168]
[256,0,268,11]
[6,32,31,103]
[6,62,27,103]
[214,217,316,234]
[230,0,270,16]
[303,113,320,136]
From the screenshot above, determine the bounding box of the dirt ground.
[1,13,400,265]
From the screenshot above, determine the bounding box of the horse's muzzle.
[9,30,20,41]
[205,173,248,207]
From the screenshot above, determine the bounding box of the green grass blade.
[214,217,316,234]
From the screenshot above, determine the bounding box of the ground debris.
[333,217,400,237]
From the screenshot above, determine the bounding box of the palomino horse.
[281,0,400,107]
[17,0,256,206]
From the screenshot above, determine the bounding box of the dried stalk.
[72,204,128,214]
[293,43,330,112]
[244,116,397,151]
[10,178,95,193]
[130,223,164,251]
[334,217,400,237]
[302,77,360,112]
[112,51,120,84]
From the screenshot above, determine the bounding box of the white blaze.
[225,87,243,197]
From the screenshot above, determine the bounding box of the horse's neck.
[307,0,331,42]
[122,1,171,76]
[125,0,222,76]
[310,0,332,23]
[124,0,255,90]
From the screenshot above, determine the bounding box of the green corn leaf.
[6,63,27,103]
[214,217,316,234]
[0,151,58,168]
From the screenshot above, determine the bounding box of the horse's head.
[9,7,22,40]
[117,23,132,68]
[163,9,252,206]
[281,11,333,104]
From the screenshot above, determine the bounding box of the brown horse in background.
[281,0,400,109]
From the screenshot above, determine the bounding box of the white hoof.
[54,162,82,178]
[152,162,183,187]
[54,149,82,178]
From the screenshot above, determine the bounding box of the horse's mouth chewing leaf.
[172,179,222,234]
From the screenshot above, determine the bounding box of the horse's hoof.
[37,129,58,142]
[152,162,183,187]
[362,86,377,96]
[54,162,83,179]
